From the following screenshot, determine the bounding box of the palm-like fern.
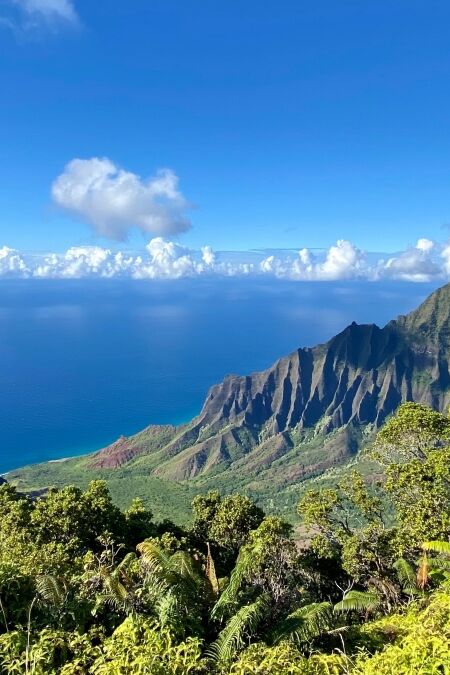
[137,540,174,579]
[35,575,68,608]
[211,547,254,619]
[207,593,269,664]
[25,575,70,674]
[334,590,381,613]
[97,568,130,613]
[394,558,420,597]
[91,552,138,615]
[422,540,450,555]
[270,601,333,646]
[155,589,180,630]
[137,541,201,597]
[137,539,203,635]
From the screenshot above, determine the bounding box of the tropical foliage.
[1,402,450,672]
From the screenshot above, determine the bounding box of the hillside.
[8,282,450,521]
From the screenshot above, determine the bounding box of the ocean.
[0,278,440,473]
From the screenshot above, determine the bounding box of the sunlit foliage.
[1,402,450,672]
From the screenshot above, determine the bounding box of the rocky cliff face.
[90,283,450,482]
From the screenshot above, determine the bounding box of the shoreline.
[1,409,200,478]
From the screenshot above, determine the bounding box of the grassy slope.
[8,458,196,524]
[11,284,450,525]
[8,424,378,525]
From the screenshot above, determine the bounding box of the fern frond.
[137,540,199,597]
[112,552,137,587]
[271,601,333,645]
[425,557,450,571]
[334,590,380,613]
[145,576,171,601]
[35,575,68,607]
[422,540,450,556]
[137,540,173,579]
[393,558,419,595]
[211,550,252,618]
[114,552,137,574]
[99,568,129,610]
[156,589,179,629]
[170,551,199,589]
[207,594,269,664]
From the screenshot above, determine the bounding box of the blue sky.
[1,0,450,258]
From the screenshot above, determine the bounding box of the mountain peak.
[396,282,450,353]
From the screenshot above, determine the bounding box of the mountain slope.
[8,282,450,521]
[89,282,450,480]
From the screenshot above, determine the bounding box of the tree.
[374,402,450,464]
[298,471,392,589]
[124,498,155,548]
[213,517,301,619]
[31,481,126,554]
[374,404,450,555]
[191,492,264,573]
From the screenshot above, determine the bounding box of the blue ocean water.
[0,278,441,473]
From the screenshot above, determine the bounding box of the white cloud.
[17,0,77,21]
[34,246,138,278]
[259,240,366,280]
[318,240,366,280]
[136,238,197,279]
[52,158,192,241]
[0,246,29,276]
[2,0,79,32]
[201,245,215,266]
[379,239,441,282]
[416,238,434,253]
[440,244,450,276]
[1,236,450,282]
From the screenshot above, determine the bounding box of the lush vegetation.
[6,429,346,526]
[2,402,450,673]
[11,282,450,526]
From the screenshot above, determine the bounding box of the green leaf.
[334,590,380,613]
[394,558,419,596]
[207,594,269,664]
[271,602,333,645]
[422,540,450,556]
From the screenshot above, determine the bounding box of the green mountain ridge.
[88,282,450,477]
[9,282,450,521]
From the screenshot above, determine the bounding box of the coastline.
[1,407,200,477]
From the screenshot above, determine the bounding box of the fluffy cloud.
[52,158,192,240]
[259,240,366,280]
[34,246,135,278]
[378,239,441,282]
[416,238,434,253]
[1,237,450,281]
[201,245,216,266]
[440,244,450,276]
[0,246,28,276]
[136,238,198,279]
[133,238,250,279]
[318,240,366,280]
[2,0,79,32]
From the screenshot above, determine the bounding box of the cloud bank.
[1,237,450,281]
[52,158,192,240]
